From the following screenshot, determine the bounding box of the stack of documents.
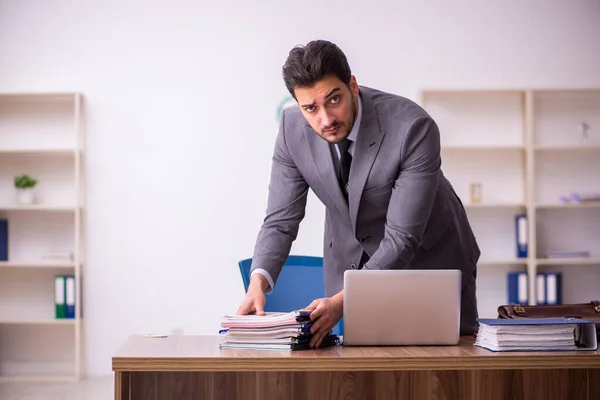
[219,310,340,350]
[475,318,598,352]
[547,250,590,259]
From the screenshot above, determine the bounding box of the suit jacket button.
[350,264,357,269]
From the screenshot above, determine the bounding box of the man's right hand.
[236,274,268,315]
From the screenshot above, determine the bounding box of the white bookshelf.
[420,88,600,319]
[0,93,84,382]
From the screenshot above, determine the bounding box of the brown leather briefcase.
[497,301,600,337]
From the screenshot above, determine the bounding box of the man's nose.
[320,110,335,128]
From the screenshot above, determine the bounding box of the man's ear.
[349,76,359,96]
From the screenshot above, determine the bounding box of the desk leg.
[114,371,130,400]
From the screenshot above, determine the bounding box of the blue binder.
[545,272,562,305]
[535,273,546,305]
[507,272,528,305]
[0,219,7,261]
[515,214,528,258]
[65,275,75,319]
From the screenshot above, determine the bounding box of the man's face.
[294,75,359,144]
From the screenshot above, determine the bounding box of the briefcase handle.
[498,300,600,319]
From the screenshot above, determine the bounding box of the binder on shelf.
[507,272,528,305]
[66,275,75,319]
[545,272,562,305]
[0,219,7,261]
[55,275,66,319]
[536,273,546,305]
[515,214,528,258]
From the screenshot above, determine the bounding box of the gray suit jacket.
[250,86,480,335]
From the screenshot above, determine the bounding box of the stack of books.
[475,318,598,352]
[219,310,340,350]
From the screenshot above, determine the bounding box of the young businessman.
[237,40,480,348]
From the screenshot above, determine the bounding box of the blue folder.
[0,219,7,261]
[507,271,528,305]
[515,214,528,258]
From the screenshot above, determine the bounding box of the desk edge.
[112,355,600,372]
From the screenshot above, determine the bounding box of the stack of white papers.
[219,310,340,350]
[475,318,598,352]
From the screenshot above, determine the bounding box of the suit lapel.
[304,126,353,231]
[348,91,385,232]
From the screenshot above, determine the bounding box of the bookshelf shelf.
[442,145,524,151]
[0,205,77,212]
[464,203,525,209]
[0,92,84,382]
[533,145,600,152]
[0,149,77,156]
[0,261,75,269]
[536,202,600,209]
[478,259,528,266]
[0,374,78,383]
[536,257,600,266]
[0,92,78,99]
[0,319,76,325]
[421,88,600,319]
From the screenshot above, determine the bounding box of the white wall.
[0,0,599,376]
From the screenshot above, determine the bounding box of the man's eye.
[330,96,340,104]
[305,106,316,113]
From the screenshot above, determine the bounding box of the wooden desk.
[113,335,600,400]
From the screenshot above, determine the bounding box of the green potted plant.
[14,174,38,205]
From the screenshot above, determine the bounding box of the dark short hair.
[282,40,352,99]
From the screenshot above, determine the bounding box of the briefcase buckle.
[514,306,526,314]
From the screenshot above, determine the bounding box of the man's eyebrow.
[301,87,341,108]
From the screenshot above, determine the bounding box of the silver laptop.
[343,269,462,346]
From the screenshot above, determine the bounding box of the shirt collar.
[347,92,363,143]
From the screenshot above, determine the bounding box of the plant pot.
[16,188,35,205]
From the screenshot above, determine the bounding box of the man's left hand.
[304,292,343,348]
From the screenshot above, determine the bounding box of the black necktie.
[338,139,352,197]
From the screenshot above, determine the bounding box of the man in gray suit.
[237,40,480,348]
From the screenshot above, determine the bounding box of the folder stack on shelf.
[219,310,340,350]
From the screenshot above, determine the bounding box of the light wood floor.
[0,376,113,400]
